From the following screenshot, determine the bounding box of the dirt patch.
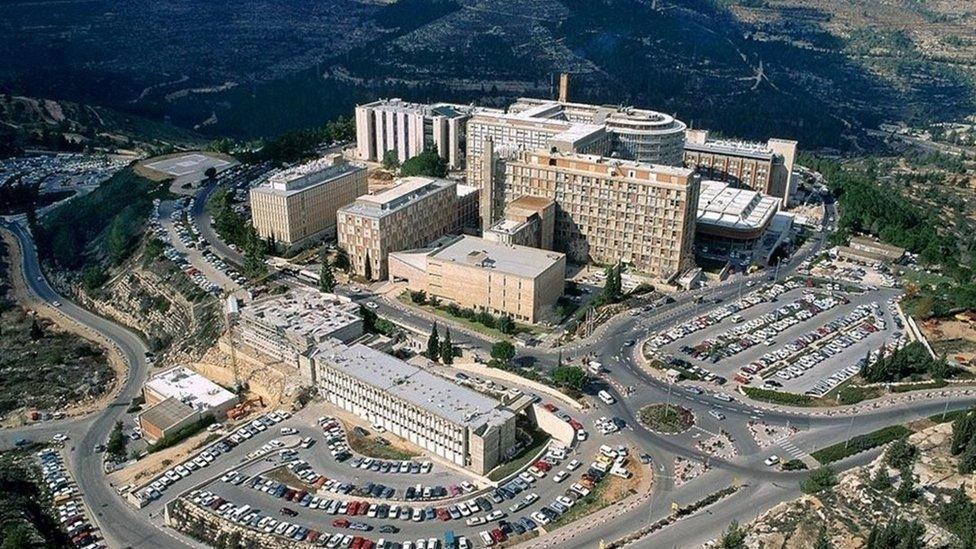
[0,228,126,427]
[920,316,976,368]
[108,430,215,487]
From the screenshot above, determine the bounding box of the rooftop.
[256,156,364,196]
[240,288,362,346]
[144,366,237,413]
[359,98,502,119]
[318,343,514,429]
[340,177,455,219]
[139,397,197,431]
[524,150,694,179]
[696,180,780,231]
[685,138,775,160]
[456,183,479,198]
[430,235,564,278]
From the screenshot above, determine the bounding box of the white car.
[553,471,569,483]
[566,460,581,471]
[764,455,780,467]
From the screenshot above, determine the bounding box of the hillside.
[1,0,974,148]
[0,94,204,156]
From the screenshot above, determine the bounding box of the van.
[587,362,602,375]
[597,391,615,405]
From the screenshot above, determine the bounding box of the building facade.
[694,180,781,262]
[249,156,367,247]
[389,235,566,323]
[312,343,517,474]
[336,177,458,280]
[484,195,555,250]
[355,99,500,170]
[501,151,700,280]
[683,129,798,205]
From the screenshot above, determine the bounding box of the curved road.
[0,218,191,549]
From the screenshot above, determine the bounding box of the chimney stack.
[557,73,570,103]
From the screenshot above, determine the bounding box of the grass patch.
[638,404,694,434]
[346,429,419,461]
[488,429,550,482]
[890,380,948,393]
[397,294,518,341]
[782,459,808,471]
[811,425,912,464]
[929,408,971,424]
[742,387,815,406]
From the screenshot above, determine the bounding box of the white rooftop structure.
[144,366,237,413]
[696,180,780,232]
[341,176,455,219]
[259,155,364,196]
[430,235,564,279]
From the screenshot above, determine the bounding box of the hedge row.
[811,425,912,464]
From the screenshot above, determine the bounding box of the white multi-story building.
[355,99,501,170]
[311,343,517,474]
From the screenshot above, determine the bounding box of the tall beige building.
[249,155,367,248]
[336,177,457,280]
[684,129,798,205]
[484,196,555,250]
[502,151,700,281]
[389,235,566,323]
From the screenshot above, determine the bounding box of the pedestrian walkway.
[776,438,818,468]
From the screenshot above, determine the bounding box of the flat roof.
[685,139,775,161]
[144,367,237,413]
[697,180,779,231]
[456,183,479,198]
[241,289,362,345]
[359,98,501,119]
[507,195,554,211]
[256,157,364,196]
[487,218,528,236]
[341,177,455,219]
[139,397,197,431]
[531,150,694,178]
[320,343,514,429]
[430,235,564,279]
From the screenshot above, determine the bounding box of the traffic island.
[637,404,695,435]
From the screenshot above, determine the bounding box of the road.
[0,217,193,549]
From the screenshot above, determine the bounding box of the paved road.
[0,218,192,549]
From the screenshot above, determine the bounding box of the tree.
[951,410,976,455]
[601,263,623,303]
[866,518,925,549]
[29,318,43,341]
[800,466,837,494]
[204,166,218,179]
[884,437,917,470]
[490,341,516,364]
[959,437,976,474]
[319,259,336,292]
[399,148,448,178]
[382,150,400,171]
[814,527,830,549]
[426,323,440,361]
[895,468,917,503]
[333,247,350,271]
[497,314,516,335]
[440,328,454,365]
[106,420,127,462]
[869,467,892,491]
[551,366,587,390]
[720,520,746,549]
[363,251,373,281]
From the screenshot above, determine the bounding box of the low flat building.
[138,366,239,444]
[484,196,555,250]
[249,155,367,248]
[684,129,797,205]
[837,236,906,265]
[236,289,363,381]
[695,180,781,263]
[389,235,565,323]
[337,177,458,280]
[312,343,517,474]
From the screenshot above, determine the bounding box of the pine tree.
[895,468,917,503]
[440,328,454,365]
[951,411,976,455]
[959,437,976,474]
[720,520,746,549]
[814,527,831,549]
[869,467,891,491]
[426,323,440,361]
[29,318,43,341]
[364,251,373,281]
[319,259,336,292]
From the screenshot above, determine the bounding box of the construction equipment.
[226,396,264,420]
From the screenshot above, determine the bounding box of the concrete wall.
[528,403,576,446]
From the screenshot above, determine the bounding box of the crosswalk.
[777,438,819,468]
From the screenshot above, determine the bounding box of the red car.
[491,528,506,542]
[332,518,350,529]
[357,501,369,515]
[436,508,450,521]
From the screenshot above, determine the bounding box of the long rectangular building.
[683,129,797,205]
[389,235,566,323]
[312,343,517,474]
[249,155,367,247]
[501,150,700,281]
[336,177,458,280]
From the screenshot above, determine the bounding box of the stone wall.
[166,497,314,549]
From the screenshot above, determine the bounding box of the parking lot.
[649,278,904,395]
[152,197,244,295]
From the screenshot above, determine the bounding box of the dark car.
[379,524,400,534]
[280,507,298,517]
